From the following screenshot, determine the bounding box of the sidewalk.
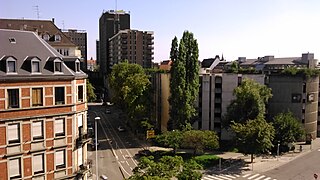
[217,138,320,173]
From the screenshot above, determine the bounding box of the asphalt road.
[265,148,320,180]
[87,104,145,180]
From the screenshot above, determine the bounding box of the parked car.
[117,126,126,132]
[100,175,108,180]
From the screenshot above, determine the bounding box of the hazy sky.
[1,0,320,62]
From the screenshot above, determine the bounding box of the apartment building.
[109,29,154,69]
[63,29,87,70]
[99,10,130,76]
[154,53,319,139]
[0,29,89,179]
[0,18,81,59]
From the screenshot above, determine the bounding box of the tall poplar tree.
[169,31,199,130]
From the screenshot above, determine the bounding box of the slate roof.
[0,29,87,81]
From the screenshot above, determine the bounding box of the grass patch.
[193,154,220,168]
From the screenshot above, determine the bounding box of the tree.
[225,78,272,125]
[155,130,183,154]
[181,130,219,155]
[272,111,305,147]
[129,156,202,180]
[231,118,275,162]
[109,61,151,123]
[86,79,97,102]
[169,31,199,130]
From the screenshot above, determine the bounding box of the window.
[9,158,21,179]
[78,86,83,102]
[32,121,43,140]
[55,87,65,105]
[78,114,83,128]
[33,154,44,174]
[43,34,49,41]
[55,118,65,137]
[76,62,80,72]
[78,147,83,166]
[54,62,62,72]
[8,123,20,144]
[32,61,40,73]
[55,34,61,42]
[8,89,19,108]
[7,60,16,73]
[32,88,43,106]
[55,150,66,169]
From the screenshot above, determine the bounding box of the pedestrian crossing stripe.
[202,173,277,180]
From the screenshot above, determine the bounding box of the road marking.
[243,174,252,177]
[206,175,226,180]
[248,174,260,179]
[216,175,233,180]
[225,174,237,178]
[254,175,265,180]
[318,149,320,151]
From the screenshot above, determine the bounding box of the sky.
[2,0,320,62]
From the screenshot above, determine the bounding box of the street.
[265,148,320,180]
[87,104,145,180]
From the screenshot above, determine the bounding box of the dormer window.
[55,34,61,42]
[7,60,16,73]
[76,61,80,72]
[43,34,49,41]
[54,61,62,72]
[32,60,40,73]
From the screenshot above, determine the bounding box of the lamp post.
[277,141,280,160]
[94,116,100,180]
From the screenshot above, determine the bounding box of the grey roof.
[0,29,87,80]
[263,57,301,65]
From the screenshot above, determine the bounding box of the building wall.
[0,79,88,179]
[63,29,88,70]
[268,75,319,138]
[160,74,170,132]
[109,30,154,69]
[99,11,130,76]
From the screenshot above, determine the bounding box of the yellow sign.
[146,130,155,139]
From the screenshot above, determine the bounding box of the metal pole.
[95,117,100,180]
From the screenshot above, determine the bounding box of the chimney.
[263,55,274,62]
[302,53,315,68]
[238,57,246,63]
[52,18,55,24]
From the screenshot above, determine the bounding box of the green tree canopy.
[169,31,199,130]
[181,130,219,155]
[155,130,183,154]
[129,156,202,180]
[109,61,151,121]
[225,78,272,125]
[272,111,305,146]
[231,118,275,162]
[86,79,97,102]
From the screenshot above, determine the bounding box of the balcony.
[76,161,91,178]
[76,129,90,147]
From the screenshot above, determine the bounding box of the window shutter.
[8,124,19,141]
[55,119,64,134]
[78,114,83,127]
[55,150,65,166]
[78,147,83,165]
[33,121,42,138]
[33,154,43,173]
[9,158,20,177]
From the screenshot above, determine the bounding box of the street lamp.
[277,141,280,160]
[94,116,101,180]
